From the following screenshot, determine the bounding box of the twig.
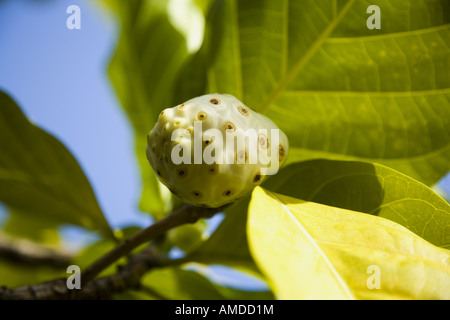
[81,204,225,286]
[0,245,159,300]
[0,204,225,300]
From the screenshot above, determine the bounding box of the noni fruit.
[146,94,289,208]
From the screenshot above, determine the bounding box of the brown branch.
[0,245,160,300]
[0,204,225,300]
[81,204,225,286]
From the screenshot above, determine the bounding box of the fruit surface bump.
[146,94,289,208]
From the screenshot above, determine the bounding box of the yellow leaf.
[247,187,450,300]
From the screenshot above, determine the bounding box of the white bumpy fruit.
[146,94,289,208]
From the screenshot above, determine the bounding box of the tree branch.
[81,204,225,286]
[0,245,160,300]
[0,204,226,300]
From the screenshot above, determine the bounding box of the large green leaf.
[189,160,450,273]
[105,0,190,218]
[106,0,449,222]
[247,187,450,299]
[188,197,257,273]
[0,91,113,238]
[177,0,450,186]
[266,160,450,248]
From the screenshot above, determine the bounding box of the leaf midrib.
[286,204,450,268]
[268,190,356,300]
[259,0,357,113]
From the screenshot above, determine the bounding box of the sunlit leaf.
[248,187,450,299]
[268,160,450,248]
[191,159,450,273]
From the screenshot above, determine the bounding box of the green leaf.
[105,0,190,218]
[106,0,449,223]
[177,0,450,186]
[190,159,450,273]
[0,91,114,238]
[188,198,253,270]
[2,209,60,245]
[141,265,274,300]
[248,187,450,300]
[0,258,65,288]
[267,160,450,248]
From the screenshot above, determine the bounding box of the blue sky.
[0,0,449,237]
